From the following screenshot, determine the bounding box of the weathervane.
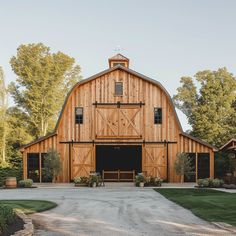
[114,45,124,54]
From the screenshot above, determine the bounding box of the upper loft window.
[115,82,123,96]
[75,107,83,124]
[113,62,125,67]
[154,108,162,124]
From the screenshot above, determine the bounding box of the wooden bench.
[102,170,135,182]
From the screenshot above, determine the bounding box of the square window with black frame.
[115,82,123,96]
[154,108,162,124]
[75,107,83,124]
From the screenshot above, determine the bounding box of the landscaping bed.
[1,212,24,236]
[155,188,236,227]
[0,200,57,235]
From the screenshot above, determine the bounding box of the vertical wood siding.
[22,68,215,182]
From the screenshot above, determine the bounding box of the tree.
[173,68,236,147]
[9,43,82,138]
[43,148,62,183]
[6,107,33,167]
[0,67,8,167]
[174,153,193,183]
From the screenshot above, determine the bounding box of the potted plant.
[174,152,193,183]
[89,174,102,187]
[43,148,62,183]
[145,176,163,187]
[154,177,163,187]
[135,173,146,187]
[74,176,89,187]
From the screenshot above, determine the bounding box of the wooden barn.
[21,54,216,183]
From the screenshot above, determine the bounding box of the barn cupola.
[108,54,129,68]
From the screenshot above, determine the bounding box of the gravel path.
[0,187,234,236]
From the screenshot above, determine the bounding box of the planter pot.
[139,182,144,188]
[5,177,17,189]
[92,182,97,188]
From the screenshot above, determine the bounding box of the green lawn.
[155,188,236,226]
[0,200,57,214]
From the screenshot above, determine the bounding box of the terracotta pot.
[5,177,17,189]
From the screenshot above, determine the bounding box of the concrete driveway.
[0,186,233,236]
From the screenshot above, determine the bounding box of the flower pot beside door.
[139,182,144,188]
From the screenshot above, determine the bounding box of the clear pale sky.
[1,0,236,131]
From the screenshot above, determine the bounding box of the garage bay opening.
[96,145,142,182]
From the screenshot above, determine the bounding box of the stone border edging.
[212,222,236,234]
[12,212,34,236]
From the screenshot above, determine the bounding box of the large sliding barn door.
[143,144,167,179]
[95,105,142,138]
[71,144,95,178]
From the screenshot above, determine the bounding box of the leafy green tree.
[0,67,8,167]
[6,107,33,167]
[9,43,82,138]
[174,153,193,183]
[43,148,62,183]
[173,68,236,147]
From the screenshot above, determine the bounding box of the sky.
[1,0,236,131]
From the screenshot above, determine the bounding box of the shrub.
[74,176,89,184]
[197,178,224,188]
[208,178,214,187]
[197,178,209,187]
[211,178,224,187]
[18,179,33,188]
[145,176,163,186]
[74,176,81,184]
[0,205,16,233]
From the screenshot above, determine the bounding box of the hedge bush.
[18,179,33,188]
[0,167,22,187]
[0,205,16,233]
[197,178,224,188]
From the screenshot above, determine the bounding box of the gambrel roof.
[21,64,217,151]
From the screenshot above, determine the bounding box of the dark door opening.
[27,153,39,182]
[197,153,210,179]
[96,145,142,180]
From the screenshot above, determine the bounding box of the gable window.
[115,82,123,96]
[75,107,83,124]
[113,62,125,67]
[154,108,162,124]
